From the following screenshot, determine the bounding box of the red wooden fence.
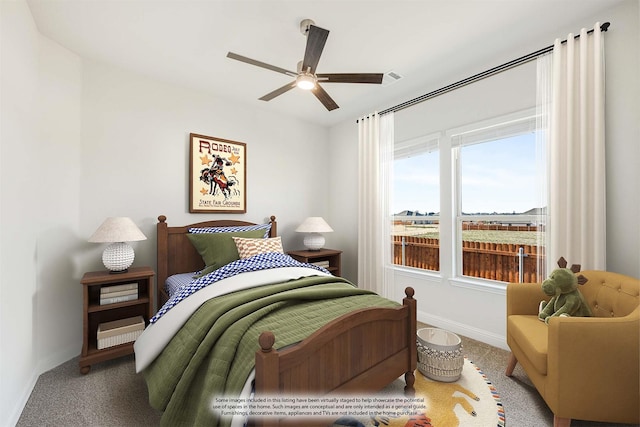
[392,236,545,283]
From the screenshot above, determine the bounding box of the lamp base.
[303,233,325,251]
[102,242,135,273]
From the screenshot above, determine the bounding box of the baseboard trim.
[6,370,38,427]
[36,344,80,377]
[6,343,80,427]
[417,309,509,351]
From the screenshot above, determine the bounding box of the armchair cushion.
[508,315,548,374]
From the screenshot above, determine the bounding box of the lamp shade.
[89,217,146,273]
[88,217,147,243]
[295,217,334,233]
[295,217,333,251]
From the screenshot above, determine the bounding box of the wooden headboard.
[156,214,277,307]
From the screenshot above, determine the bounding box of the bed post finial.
[268,216,277,238]
[258,331,275,352]
[255,331,279,398]
[404,287,415,299]
[158,215,167,223]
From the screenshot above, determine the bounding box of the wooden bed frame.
[156,215,417,427]
[156,214,277,307]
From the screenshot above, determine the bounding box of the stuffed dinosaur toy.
[538,257,592,324]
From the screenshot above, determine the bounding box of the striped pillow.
[233,236,284,259]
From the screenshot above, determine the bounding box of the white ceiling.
[26,0,620,127]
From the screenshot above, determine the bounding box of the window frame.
[391,108,545,291]
[392,132,441,274]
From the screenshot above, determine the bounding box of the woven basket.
[416,328,464,382]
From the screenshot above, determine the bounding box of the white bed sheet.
[134,266,331,373]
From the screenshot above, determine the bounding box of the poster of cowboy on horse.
[189,133,246,213]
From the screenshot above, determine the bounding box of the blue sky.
[393,133,539,214]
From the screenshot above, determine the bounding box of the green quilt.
[143,275,399,427]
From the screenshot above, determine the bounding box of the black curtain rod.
[377,22,610,116]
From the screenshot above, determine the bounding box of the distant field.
[461,230,542,245]
[394,225,543,245]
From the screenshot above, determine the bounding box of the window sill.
[391,265,509,295]
[392,265,442,281]
[448,276,507,295]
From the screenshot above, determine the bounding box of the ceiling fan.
[226,19,383,111]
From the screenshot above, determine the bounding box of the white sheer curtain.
[545,23,606,271]
[536,52,552,278]
[358,112,395,297]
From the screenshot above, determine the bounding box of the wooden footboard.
[252,287,417,427]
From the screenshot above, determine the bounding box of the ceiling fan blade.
[302,25,329,74]
[259,81,297,101]
[227,52,297,77]
[311,84,339,111]
[317,73,384,84]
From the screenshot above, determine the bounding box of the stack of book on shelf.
[311,260,330,268]
[100,282,138,305]
[97,315,145,350]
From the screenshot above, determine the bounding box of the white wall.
[77,60,331,276]
[603,0,640,278]
[35,35,83,377]
[328,119,360,283]
[0,1,40,422]
[1,1,82,423]
[2,3,332,424]
[328,0,640,349]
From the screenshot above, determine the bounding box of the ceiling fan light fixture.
[296,73,316,90]
[227,21,382,111]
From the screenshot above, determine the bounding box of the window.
[392,110,546,284]
[393,135,440,272]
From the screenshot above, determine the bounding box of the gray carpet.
[17,324,639,427]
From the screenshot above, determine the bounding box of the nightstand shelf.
[287,248,342,277]
[86,296,151,313]
[79,266,154,374]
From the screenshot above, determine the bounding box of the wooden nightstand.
[79,266,154,374]
[287,248,342,277]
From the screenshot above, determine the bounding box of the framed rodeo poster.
[189,133,247,213]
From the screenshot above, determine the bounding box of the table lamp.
[295,217,333,251]
[88,217,147,273]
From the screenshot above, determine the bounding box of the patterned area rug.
[335,359,505,427]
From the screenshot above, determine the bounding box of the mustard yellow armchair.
[505,270,640,427]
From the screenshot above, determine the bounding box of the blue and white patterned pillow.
[188,223,272,239]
